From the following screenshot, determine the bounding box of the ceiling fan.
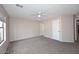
[32,11,47,18]
[16,4,47,19]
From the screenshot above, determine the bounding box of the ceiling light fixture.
[38,15,41,17]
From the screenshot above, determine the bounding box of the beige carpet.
[6,36,79,54]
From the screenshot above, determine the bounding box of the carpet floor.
[6,36,79,54]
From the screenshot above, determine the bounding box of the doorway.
[76,20,79,42]
[75,19,79,42]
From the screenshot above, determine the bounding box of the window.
[0,19,6,44]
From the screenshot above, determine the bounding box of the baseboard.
[43,36,62,42]
[10,35,74,43]
[10,35,42,42]
[43,36,74,43]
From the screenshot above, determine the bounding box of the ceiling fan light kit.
[38,14,41,17]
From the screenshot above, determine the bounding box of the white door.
[52,19,60,40]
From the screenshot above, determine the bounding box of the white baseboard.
[10,35,42,42]
[43,35,74,43]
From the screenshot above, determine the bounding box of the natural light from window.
[0,19,6,45]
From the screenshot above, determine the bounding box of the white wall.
[0,5,9,54]
[40,22,44,35]
[41,19,53,39]
[9,18,40,41]
[41,18,62,41]
[41,15,74,42]
[9,15,74,42]
[61,15,74,42]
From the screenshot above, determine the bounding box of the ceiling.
[3,4,79,20]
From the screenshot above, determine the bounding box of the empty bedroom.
[0,4,79,54]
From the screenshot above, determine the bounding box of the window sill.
[0,39,6,46]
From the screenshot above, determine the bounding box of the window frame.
[0,22,4,44]
[0,17,6,46]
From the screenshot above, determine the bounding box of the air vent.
[16,4,23,8]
